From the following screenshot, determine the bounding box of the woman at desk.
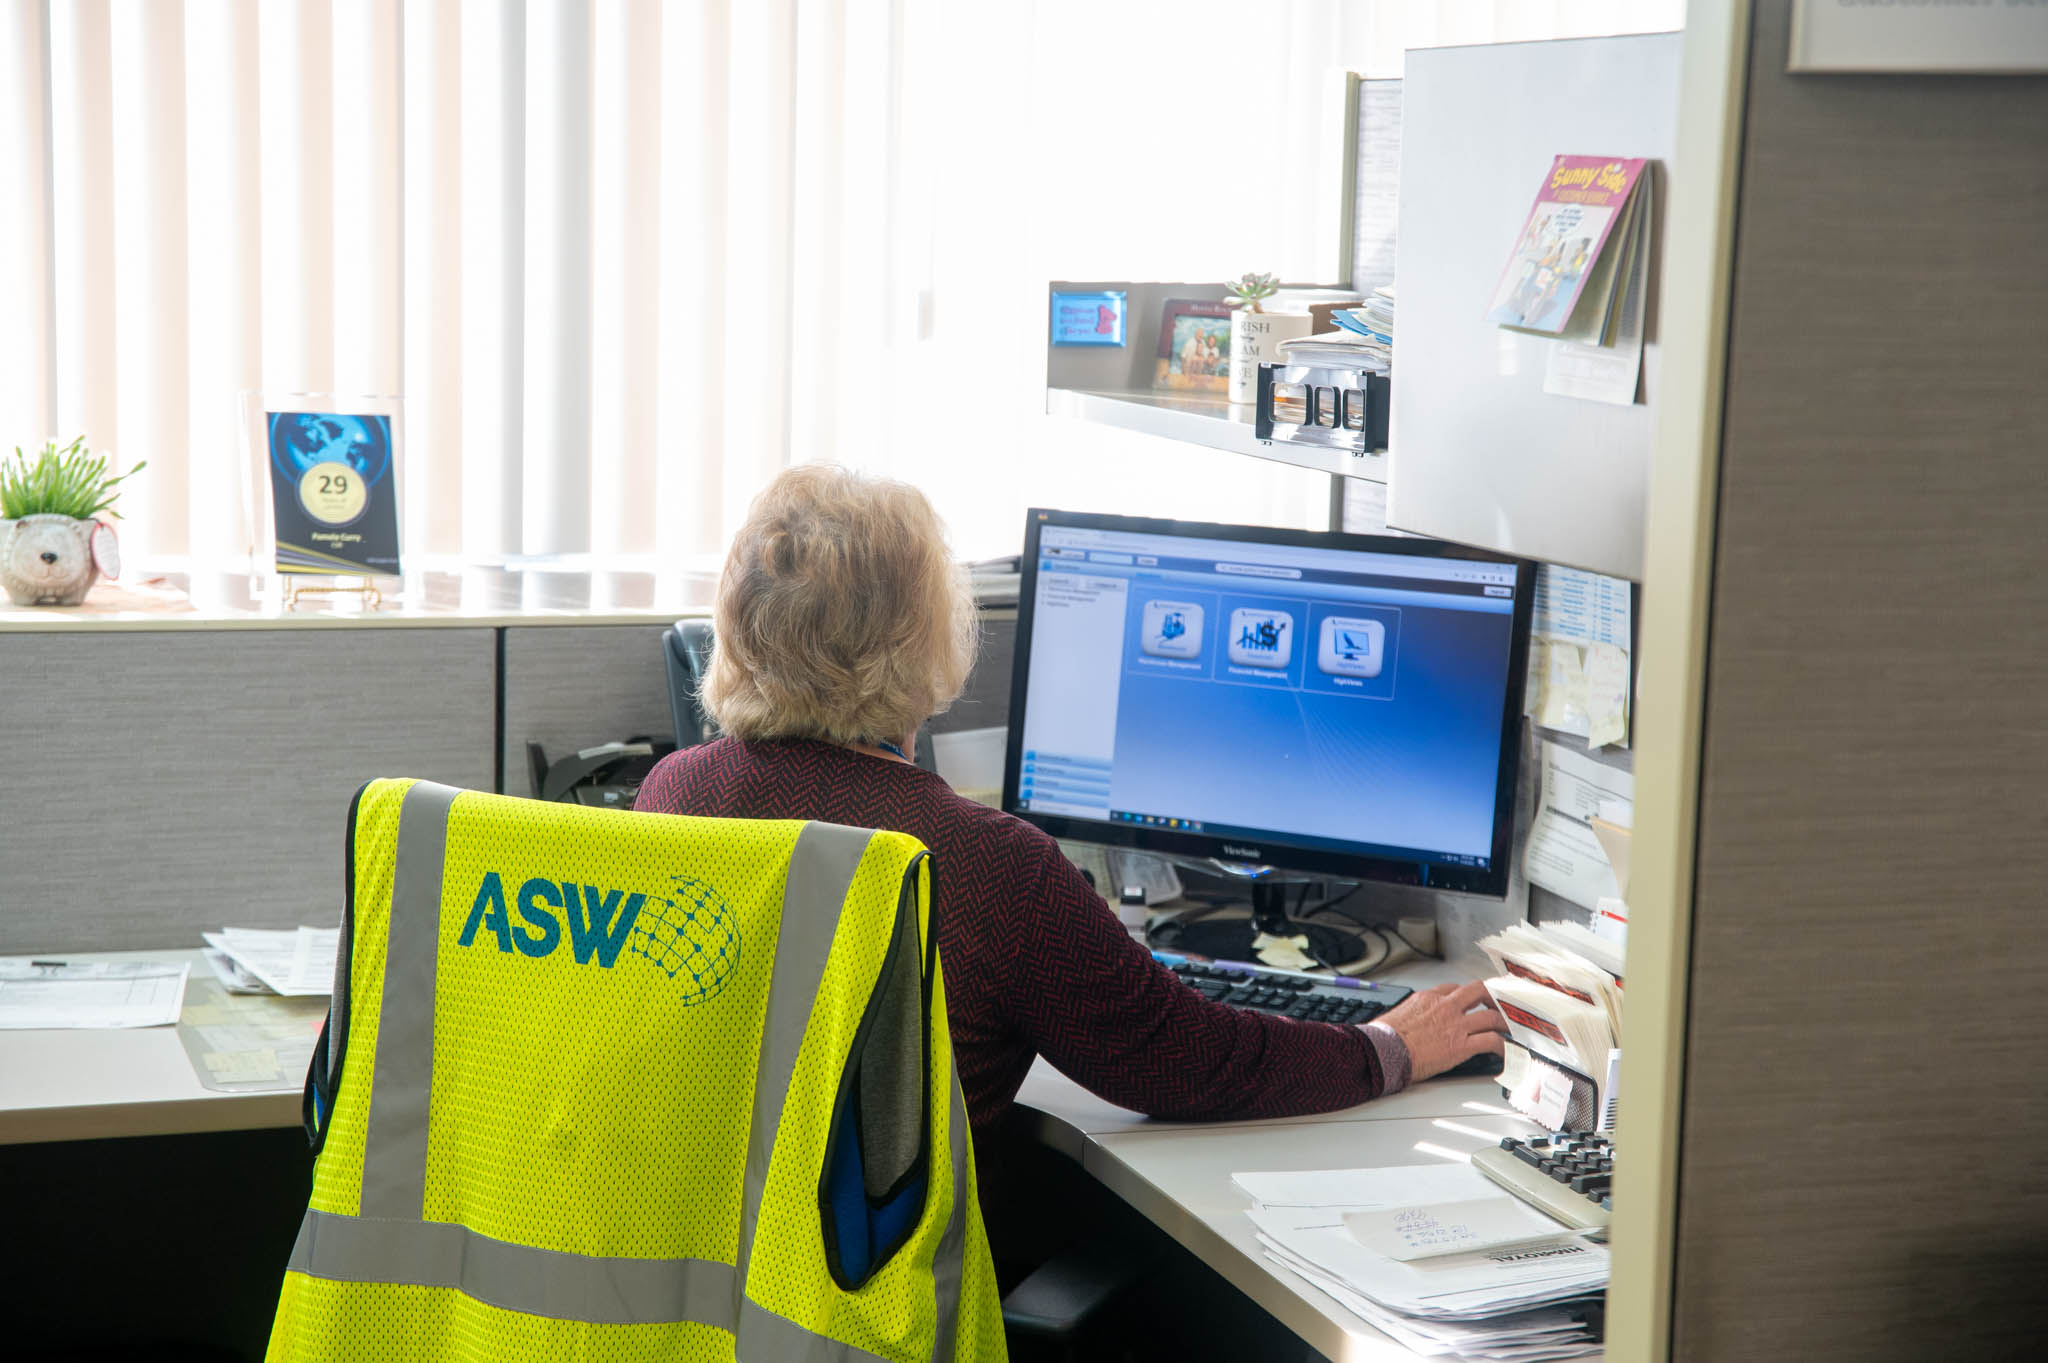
[633,466,1507,1222]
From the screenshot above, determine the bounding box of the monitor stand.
[1158,881,1371,971]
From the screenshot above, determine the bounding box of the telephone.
[526,737,674,808]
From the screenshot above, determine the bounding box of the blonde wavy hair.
[702,464,978,746]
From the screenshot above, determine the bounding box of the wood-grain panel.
[0,629,496,953]
[1673,4,2048,1358]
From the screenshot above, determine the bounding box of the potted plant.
[1224,271,1310,404]
[0,437,144,606]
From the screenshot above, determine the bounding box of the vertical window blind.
[0,1,1681,573]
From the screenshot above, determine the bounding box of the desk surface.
[2,950,1557,1361]
[1011,1049,1554,1363]
[0,950,310,1145]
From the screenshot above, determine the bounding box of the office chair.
[663,619,719,748]
[662,618,942,773]
[276,781,1005,1359]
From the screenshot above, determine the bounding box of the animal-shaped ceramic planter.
[1,514,121,606]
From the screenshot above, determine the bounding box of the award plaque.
[242,393,403,593]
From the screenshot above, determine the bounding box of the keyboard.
[1472,1131,1614,1232]
[1156,955,1411,1027]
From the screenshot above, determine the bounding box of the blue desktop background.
[1112,580,1515,861]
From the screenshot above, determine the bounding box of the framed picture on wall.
[1152,299,1233,392]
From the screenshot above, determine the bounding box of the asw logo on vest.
[459,872,742,1005]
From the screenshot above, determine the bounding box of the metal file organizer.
[1254,362,1391,458]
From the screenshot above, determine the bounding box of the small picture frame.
[1050,290,1127,346]
[1153,299,1234,392]
[241,392,404,589]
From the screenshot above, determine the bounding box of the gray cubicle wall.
[930,608,1016,736]
[0,628,495,953]
[1671,4,2048,1358]
[499,624,676,795]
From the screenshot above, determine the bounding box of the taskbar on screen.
[1012,800,1490,875]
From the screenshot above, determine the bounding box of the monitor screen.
[1002,509,1535,896]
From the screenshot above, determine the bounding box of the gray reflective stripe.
[358,779,458,1221]
[733,821,874,1304]
[738,1298,899,1363]
[928,1070,970,1363]
[287,1207,737,1327]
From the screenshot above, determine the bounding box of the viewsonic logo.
[1221,844,1262,860]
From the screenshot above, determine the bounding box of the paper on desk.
[174,975,329,1091]
[1249,1205,1608,1320]
[1346,1198,1584,1263]
[1233,1162,1501,1211]
[202,946,268,994]
[1524,743,1634,910]
[1261,1246,1600,1361]
[0,959,189,1028]
[205,927,338,996]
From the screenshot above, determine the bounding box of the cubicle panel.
[929,608,1016,735]
[0,628,496,954]
[1675,4,2048,1358]
[1388,33,1681,581]
[500,624,676,794]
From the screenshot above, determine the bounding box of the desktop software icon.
[1227,608,1293,668]
[1140,600,1204,658]
[1318,616,1386,678]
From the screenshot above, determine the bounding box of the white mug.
[1227,311,1314,404]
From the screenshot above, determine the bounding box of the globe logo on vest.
[458,871,742,1005]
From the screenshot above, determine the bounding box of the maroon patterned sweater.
[634,738,1395,1160]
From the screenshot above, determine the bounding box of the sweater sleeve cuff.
[1362,1020,1411,1095]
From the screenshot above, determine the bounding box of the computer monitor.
[1001,508,1535,965]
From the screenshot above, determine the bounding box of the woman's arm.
[999,852,1393,1122]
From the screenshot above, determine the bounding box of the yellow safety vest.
[268,778,1007,1362]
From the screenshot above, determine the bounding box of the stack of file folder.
[1235,1164,1605,1360]
[201,926,339,996]
[1276,286,1395,372]
[1478,924,1623,1130]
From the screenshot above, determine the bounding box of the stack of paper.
[1479,924,1622,1041]
[202,927,339,997]
[1341,287,1397,349]
[1477,924,1621,1130]
[1277,286,1395,372]
[1235,1164,1605,1360]
[1534,920,1624,982]
[0,959,191,1028]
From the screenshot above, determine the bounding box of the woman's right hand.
[1378,981,1509,1082]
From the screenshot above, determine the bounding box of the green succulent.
[1225,271,1281,312]
[0,436,146,520]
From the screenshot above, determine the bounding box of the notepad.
[1345,1197,1586,1262]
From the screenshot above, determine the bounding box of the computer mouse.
[1440,1051,1505,1080]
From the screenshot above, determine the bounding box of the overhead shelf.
[1045,386,1388,483]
